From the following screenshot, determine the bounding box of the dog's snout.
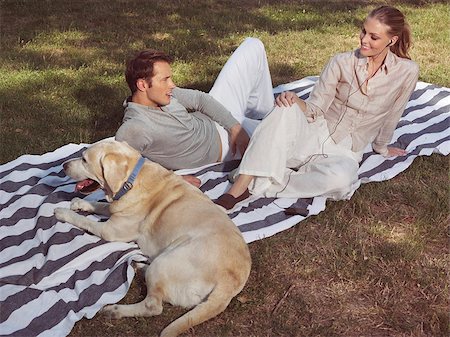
[62,162,69,172]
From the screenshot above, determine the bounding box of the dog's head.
[63,139,141,202]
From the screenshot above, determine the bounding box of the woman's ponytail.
[368,6,412,59]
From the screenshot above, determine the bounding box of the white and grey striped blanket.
[1,77,449,336]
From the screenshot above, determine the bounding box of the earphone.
[368,39,394,61]
[273,50,382,202]
[272,37,396,207]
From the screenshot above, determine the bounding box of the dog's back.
[116,160,251,337]
[54,139,251,337]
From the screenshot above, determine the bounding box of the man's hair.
[125,49,173,94]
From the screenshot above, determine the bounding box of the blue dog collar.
[113,156,146,201]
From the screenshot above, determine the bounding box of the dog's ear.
[101,153,129,198]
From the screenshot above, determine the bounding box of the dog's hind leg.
[102,288,164,319]
[103,261,165,318]
[160,283,233,337]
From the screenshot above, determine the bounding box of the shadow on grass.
[73,82,125,138]
[2,1,358,67]
[3,0,445,68]
[0,70,125,162]
[0,0,447,161]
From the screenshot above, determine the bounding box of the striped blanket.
[1,77,449,336]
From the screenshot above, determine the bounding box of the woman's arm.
[275,54,343,122]
[372,63,419,156]
[304,56,342,121]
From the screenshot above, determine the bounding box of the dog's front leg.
[54,207,139,242]
[54,207,106,237]
[70,197,111,216]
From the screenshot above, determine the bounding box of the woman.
[215,5,419,210]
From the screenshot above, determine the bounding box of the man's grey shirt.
[115,87,238,170]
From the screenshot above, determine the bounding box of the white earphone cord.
[273,49,388,201]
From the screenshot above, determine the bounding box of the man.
[115,38,275,186]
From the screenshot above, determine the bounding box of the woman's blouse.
[304,49,419,156]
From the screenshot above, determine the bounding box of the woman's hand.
[275,91,301,107]
[386,146,407,157]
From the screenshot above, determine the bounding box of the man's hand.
[386,146,407,157]
[182,175,201,188]
[229,124,250,157]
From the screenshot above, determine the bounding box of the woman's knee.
[317,158,358,189]
[267,104,303,124]
[331,159,358,187]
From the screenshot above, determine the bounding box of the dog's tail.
[159,284,236,337]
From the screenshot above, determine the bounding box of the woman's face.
[359,17,394,59]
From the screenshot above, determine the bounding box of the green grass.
[1,1,449,336]
[1,0,449,162]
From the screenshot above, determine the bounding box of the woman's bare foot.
[182,175,201,188]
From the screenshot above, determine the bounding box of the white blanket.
[1,77,449,336]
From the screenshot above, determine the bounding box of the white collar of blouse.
[355,48,397,74]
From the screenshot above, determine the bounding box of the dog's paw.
[54,207,76,223]
[101,304,123,319]
[70,197,92,212]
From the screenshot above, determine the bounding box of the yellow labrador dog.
[54,139,251,337]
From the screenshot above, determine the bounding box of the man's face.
[143,61,176,108]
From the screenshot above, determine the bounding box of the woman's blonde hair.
[368,6,412,59]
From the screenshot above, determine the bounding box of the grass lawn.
[1,0,448,336]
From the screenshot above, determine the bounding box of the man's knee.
[242,37,265,50]
[240,37,266,59]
